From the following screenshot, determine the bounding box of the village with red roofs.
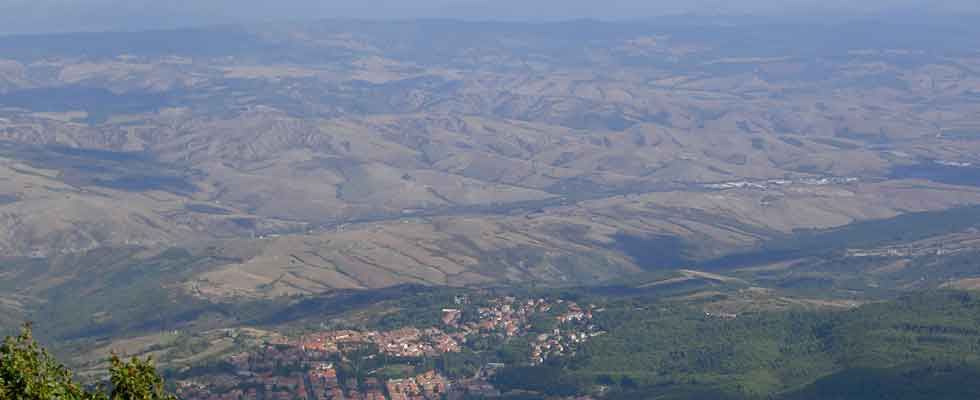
[173,295,604,400]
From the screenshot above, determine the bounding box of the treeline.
[491,291,980,399]
[783,362,980,400]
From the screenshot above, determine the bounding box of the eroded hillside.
[2,20,980,347]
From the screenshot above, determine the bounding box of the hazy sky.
[1,0,978,35]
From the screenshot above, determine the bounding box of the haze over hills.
[1,14,980,399]
[3,17,980,294]
[4,0,980,34]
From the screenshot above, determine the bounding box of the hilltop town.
[173,296,603,400]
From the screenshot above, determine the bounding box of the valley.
[2,15,980,400]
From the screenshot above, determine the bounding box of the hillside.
[1,19,980,291]
[1,18,980,399]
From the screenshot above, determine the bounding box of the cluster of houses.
[298,327,462,359]
[308,362,451,400]
[176,371,311,400]
[385,371,449,400]
[845,244,956,258]
[177,360,449,400]
[174,295,605,400]
[703,176,859,191]
[443,297,604,365]
[440,296,550,337]
[530,302,603,365]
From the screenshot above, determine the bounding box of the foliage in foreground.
[0,323,176,400]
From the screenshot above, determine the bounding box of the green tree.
[0,323,95,400]
[1,324,176,400]
[109,354,176,400]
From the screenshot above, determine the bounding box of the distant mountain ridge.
[3,0,980,35]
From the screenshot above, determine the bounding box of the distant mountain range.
[3,0,980,35]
